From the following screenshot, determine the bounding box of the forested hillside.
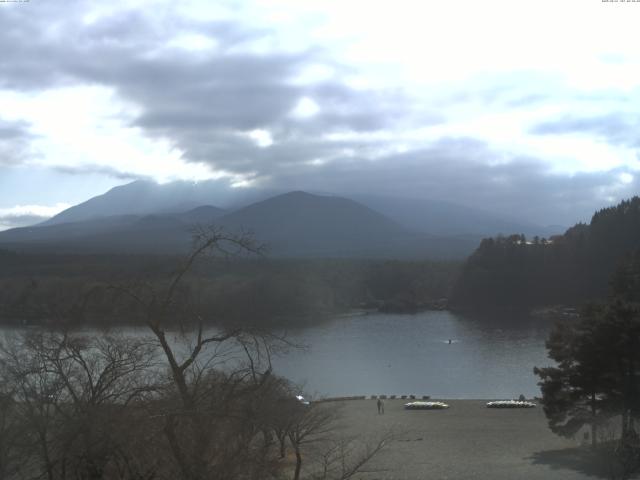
[0,251,459,327]
[452,197,640,310]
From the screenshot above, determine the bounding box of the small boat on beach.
[486,400,536,408]
[404,401,449,410]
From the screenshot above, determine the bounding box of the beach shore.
[329,399,608,480]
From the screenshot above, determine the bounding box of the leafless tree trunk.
[109,227,286,480]
[0,331,159,480]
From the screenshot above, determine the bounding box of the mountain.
[351,194,563,237]
[0,215,140,243]
[0,214,190,254]
[9,177,569,258]
[41,180,278,226]
[1,191,478,258]
[217,191,421,257]
[0,192,404,257]
[179,205,226,224]
[40,180,563,239]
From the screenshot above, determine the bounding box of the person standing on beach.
[377,398,384,414]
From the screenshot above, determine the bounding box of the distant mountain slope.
[452,196,640,310]
[41,180,276,226]
[352,194,563,237]
[39,179,564,240]
[216,191,422,257]
[179,205,226,225]
[0,214,191,254]
[0,191,479,258]
[41,181,171,225]
[0,215,140,243]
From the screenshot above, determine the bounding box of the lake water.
[271,310,555,399]
[0,310,555,400]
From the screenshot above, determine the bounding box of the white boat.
[486,400,536,408]
[404,401,449,410]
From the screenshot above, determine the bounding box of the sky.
[1,0,639,230]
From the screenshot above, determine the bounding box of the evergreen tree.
[534,311,617,446]
[453,196,640,310]
[535,255,640,447]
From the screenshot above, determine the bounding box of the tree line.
[535,250,640,479]
[0,250,459,328]
[453,196,640,310]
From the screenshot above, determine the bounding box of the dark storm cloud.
[0,2,423,177]
[261,137,638,226]
[1,2,636,227]
[531,113,640,148]
[52,164,150,181]
[0,118,35,166]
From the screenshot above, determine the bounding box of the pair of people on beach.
[377,398,385,414]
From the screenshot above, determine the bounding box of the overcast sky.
[1,0,639,230]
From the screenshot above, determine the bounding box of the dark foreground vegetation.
[534,250,640,479]
[0,230,393,480]
[453,196,640,311]
[0,246,459,328]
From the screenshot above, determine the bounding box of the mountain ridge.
[1,191,480,258]
[38,180,562,238]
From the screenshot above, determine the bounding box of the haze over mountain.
[41,180,276,226]
[0,188,485,258]
[217,191,420,257]
[38,180,562,237]
[350,194,563,238]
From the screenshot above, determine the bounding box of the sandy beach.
[326,399,612,480]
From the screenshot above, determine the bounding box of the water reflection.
[0,311,555,399]
[271,311,555,399]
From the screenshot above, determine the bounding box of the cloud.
[531,113,640,148]
[52,164,150,181]
[0,203,71,231]
[255,137,639,226]
[0,2,431,181]
[0,1,638,228]
[0,118,35,166]
[0,118,30,139]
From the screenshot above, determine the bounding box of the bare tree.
[310,432,393,480]
[0,387,22,480]
[106,227,291,480]
[0,331,159,480]
[280,399,396,480]
[287,403,338,480]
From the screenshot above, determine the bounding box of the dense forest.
[452,196,640,310]
[0,250,459,327]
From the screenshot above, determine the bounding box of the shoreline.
[314,395,541,402]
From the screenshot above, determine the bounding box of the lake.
[271,310,555,399]
[0,310,555,400]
